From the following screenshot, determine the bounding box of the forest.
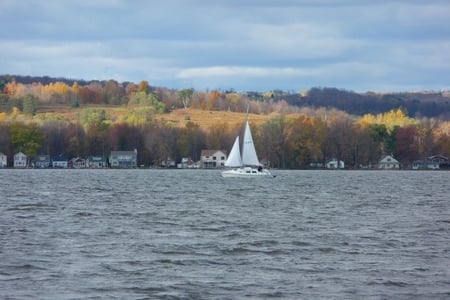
[1,74,450,169]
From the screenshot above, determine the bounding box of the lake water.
[0,169,449,299]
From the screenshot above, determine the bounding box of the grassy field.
[36,106,275,129]
[156,109,273,129]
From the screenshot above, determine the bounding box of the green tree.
[79,108,111,128]
[10,122,44,162]
[178,88,194,109]
[128,91,165,113]
[22,94,39,115]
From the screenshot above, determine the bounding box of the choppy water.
[0,169,449,299]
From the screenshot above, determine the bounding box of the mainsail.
[241,120,261,166]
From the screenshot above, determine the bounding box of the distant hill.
[283,87,450,118]
[2,74,450,118]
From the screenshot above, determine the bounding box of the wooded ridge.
[1,74,450,169]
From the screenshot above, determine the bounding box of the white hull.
[221,167,273,178]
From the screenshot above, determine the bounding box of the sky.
[1,0,450,92]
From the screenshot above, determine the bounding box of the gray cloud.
[1,0,449,91]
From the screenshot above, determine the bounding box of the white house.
[200,150,227,168]
[378,155,400,169]
[0,152,7,168]
[326,159,345,169]
[86,156,107,168]
[109,150,137,168]
[14,152,27,168]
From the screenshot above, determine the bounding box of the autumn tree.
[104,79,126,105]
[143,124,180,167]
[206,122,234,150]
[394,125,421,165]
[109,123,144,153]
[325,116,356,167]
[137,80,150,94]
[0,122,11,164]
[66,123,86,158]
[40,120,72,156]
[176,121,206,160]
[259,115,288,168]
[286,115,328,168]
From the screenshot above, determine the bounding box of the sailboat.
[221,115,273,178]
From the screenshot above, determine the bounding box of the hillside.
[155,109,272,129]
[2,74,450,119]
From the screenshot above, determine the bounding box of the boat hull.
[221,167,273,178]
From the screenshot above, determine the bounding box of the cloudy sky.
[1,0,449,92]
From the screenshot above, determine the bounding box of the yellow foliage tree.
[358,108,417,132]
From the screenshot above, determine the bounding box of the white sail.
[224,136,242,167]
[241,120,260,166]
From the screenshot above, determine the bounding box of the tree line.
[1,106,450,169]
[0,75,450,169]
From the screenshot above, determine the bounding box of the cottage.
[177,157,199,169]
[86,156,107,168]
[200,150,227,168]
[14,152,27,168]
[33,155,51,168]
[109,150,137,168]
[69,157,86,168]
[412,155,448,170]
[52,155,68,168]
[0,152,7,168]
[161,157,176,168]
[378,155,400,169]
[326,159,345,169]
[412,160,439,170]
[428,155,449,165]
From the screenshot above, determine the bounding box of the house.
[69,157,86,168]
[14,152,27,168]
[200,150,227,168]
[33,155,51,168]
[429,155,449,166]
[326,159,345,169]
[0,152,7,168]
[86,156,107,168]
[378,155,400,169]
[161,157,176,168]
[109,150,137,168]
[412,160,439,170]
[52,155,68,168]
[177,157,199,169]
[412,155,448,170]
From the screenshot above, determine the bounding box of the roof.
[379,155,399,164]
[87,156,106,161]
[201,149,227,157]
[53,155,68,161]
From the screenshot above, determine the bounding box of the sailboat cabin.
[200,150,227,168]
